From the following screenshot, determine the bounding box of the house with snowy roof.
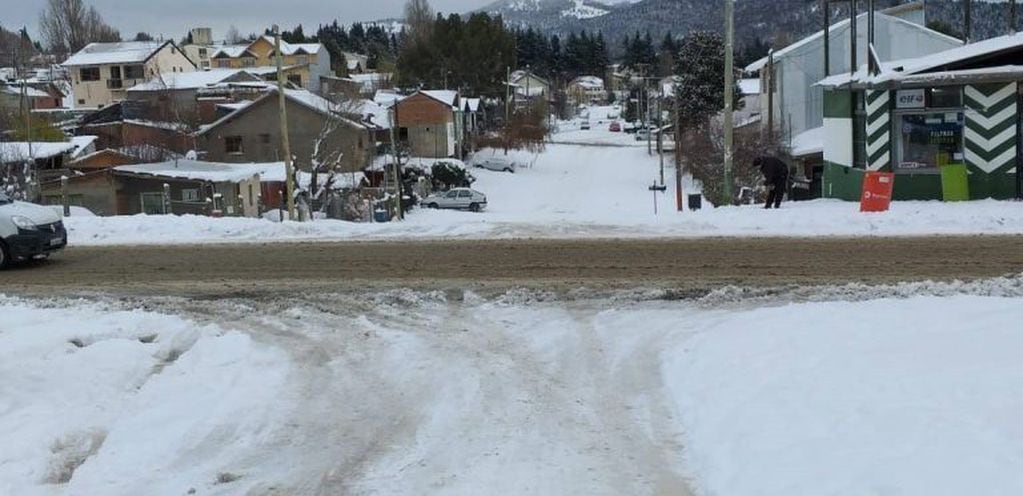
[567,76,607,107]
[745,3,961,194]
[210,36,331,92]
[196,87,370,174]
[63,41,196,109]
[816,31,1023,201]
[392,90,465,159]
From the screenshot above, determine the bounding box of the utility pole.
[823,0,831,77]
[657,95,664,186]
[273,26,296,221]
[505,66,511,125]
[850,0,857,70]
[723,0,735,203]
[1011,0,1018,34]
[964,0,972,43]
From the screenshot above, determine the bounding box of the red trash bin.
[860,171,895,212]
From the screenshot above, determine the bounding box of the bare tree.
[404,0,435,46]
[39,0,120,59]
[225,25,243,45]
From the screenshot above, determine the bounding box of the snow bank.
[664,295,1023,496]
[0,298,291,495]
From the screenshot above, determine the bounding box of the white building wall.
[767,13,961,141]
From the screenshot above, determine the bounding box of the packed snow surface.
[3,283,1022,494]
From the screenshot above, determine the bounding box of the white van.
[0,193,67,268]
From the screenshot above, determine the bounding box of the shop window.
[896,112,964,172]
[80,67,100,81]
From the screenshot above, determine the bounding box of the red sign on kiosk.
[860,172,895,212]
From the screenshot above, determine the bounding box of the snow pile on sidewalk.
[0,298,290,496]
[665,295,1023,496]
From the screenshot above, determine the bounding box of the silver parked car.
[422,188,488,212]
[474,156,517,173]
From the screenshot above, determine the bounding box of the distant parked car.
[609,122,621,132]
[474,156,517,173]
[0,193,66,269]
[580,120,591,130]
[422,188,488,212]
[635,128,651,141]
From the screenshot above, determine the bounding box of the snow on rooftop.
[374,90,401,107]
[420,90,459,108]
[212,38,322,59]
[115,160,284,183]
[69,135,98,159]
[0,141,76,161]
[817,31,1023,88]
[63,41,168,66]
[127,69,251,91]
[571,76,604,89]
[1,84,49,98]
[463,98,482,112]
[791,126,824,157]
[356,99,393,129]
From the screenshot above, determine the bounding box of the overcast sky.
[4,0,489,42]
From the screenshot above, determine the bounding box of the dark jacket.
[756,156,789,184]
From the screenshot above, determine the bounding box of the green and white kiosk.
[817,33,1023,201]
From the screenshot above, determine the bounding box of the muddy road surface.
[4,236,1023,296]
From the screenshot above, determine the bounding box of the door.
[440,190,459,208]
[140,192,164,214]
[456,190,473,208]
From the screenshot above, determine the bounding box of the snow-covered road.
[4,277,1023,495]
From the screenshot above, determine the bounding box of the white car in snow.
[0,193,67,268]
[473,156,517,173]
[422,188,488,212]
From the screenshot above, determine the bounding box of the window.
[896,112,964,172]
[109,66,121,79]
[287,74,302,86]
[458,190,472,198]
[181,189,200,202]
[297,55,309,65]
[225,136,244,154]
[445,191,458,198]
[77,99,85,105]
[216,60,232,68]
[259,133,271,144]
[399,127,409,140]
[80,67,100,81]
[242,57,256,67]
[124,65,144,79]
[140,192,165,214]
[198,48,208,58]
